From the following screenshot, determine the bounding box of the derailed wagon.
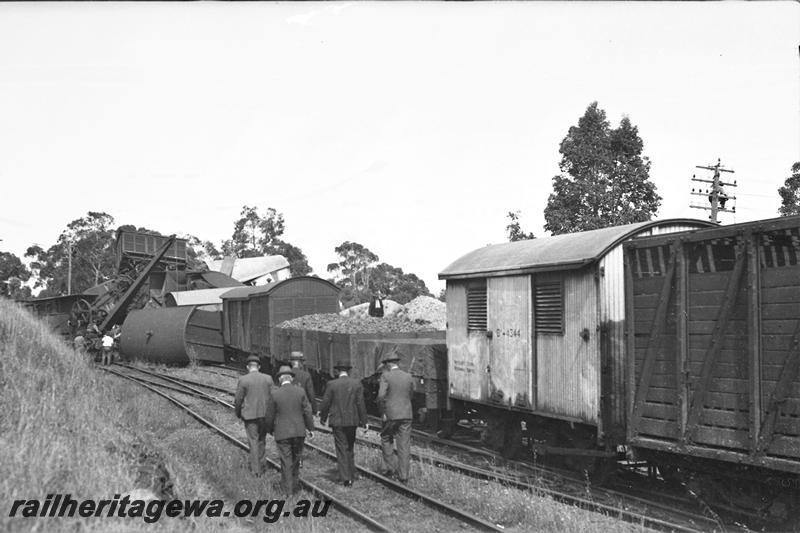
[120,306,225,364]
[624,215,800,512]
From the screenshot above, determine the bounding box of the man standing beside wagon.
[377,352,414,484]
[288,351,317,416]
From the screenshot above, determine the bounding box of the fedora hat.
[277,365,295,377]
[333,361,352,370]
[245,355,260,364]
[288,351,305,361]
[380,352,401,364]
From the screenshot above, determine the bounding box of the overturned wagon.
[120,306,225,364]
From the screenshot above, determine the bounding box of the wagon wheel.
[71,298,95,327]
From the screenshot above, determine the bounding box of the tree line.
[0,206,433,306]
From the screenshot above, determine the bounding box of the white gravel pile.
[402,296,446,330]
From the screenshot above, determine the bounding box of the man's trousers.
[380,419,411,482]
[332,426,357,482]
[244,418,268,475]
[276,437,305,494]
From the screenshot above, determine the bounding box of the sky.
[0,2,798,295]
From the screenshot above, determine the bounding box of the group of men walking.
[234,350,415,495]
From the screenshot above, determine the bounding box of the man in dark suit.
[266,367,315,496]
[288,351,317,415]
[319,361,367,486]
[377,352,414,483]
[234,355,274,477]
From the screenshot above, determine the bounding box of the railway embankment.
[2,297,140,531]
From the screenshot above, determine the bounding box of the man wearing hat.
[377,352,414,483]
[266,366,315,496]
[234,355,274,477]
[288,351,317,415]
[319,361,367,486]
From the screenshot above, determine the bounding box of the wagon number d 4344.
[495,328,521,338]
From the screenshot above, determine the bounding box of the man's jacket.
[234,371,273,420]
[319,375,367,427]
[267,383,314,440]
[377,367,414,420]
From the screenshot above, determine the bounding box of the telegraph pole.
[690,159,736,224]
[67,240,72,295]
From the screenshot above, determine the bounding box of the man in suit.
[319,361,367,486]
[234,355,274,477]
[288,351,317,415]
[266,367,315,496]
[377,352,415,483]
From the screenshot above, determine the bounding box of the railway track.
[106,365,504,533]
[392,424,728,531]
[317,423,722,533]
[413,427,752,530]
[193,365,243,380]
[114,364,726,532]
[205,363,246,374]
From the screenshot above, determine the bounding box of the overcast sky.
[0,2,798,294]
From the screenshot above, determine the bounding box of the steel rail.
[379,418,724,530]
[101,366,392,533]
[301,438,504,532]
[194,366,241,379]
[116,363,233,395]
[206,363,246,374]
[113,364,235,409]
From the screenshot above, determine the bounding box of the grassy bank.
[0,297,140,531]
[0,300,246,532]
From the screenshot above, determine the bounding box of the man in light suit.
[234,355,274,477]
[266,367,315,496]
[377,352,414,483]
[319,361,367,486]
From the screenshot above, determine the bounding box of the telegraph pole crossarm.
[689,158,737,224]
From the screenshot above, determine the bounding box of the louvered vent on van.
[466,284,487,332]
[534,281,563,334]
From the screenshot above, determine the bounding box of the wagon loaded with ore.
[274,311,447,426]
